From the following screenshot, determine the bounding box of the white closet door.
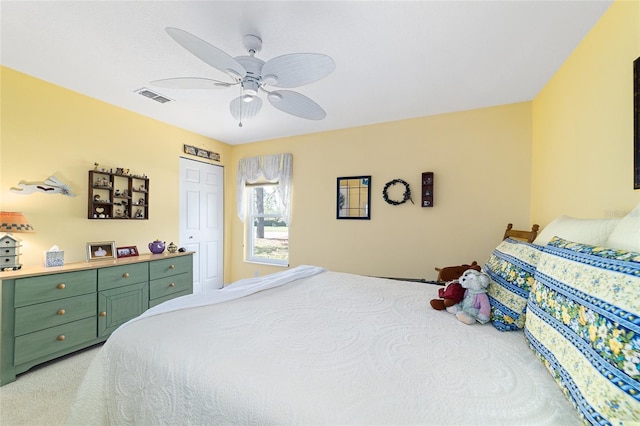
[180,158,224,292]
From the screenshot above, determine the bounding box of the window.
[246,184,288,265]
[237,153,292,266]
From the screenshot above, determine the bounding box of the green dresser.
[1,252,193,386]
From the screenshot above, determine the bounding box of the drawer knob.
[57,283,66,290]
[99,311,107,317]
[169,264,175,269]
[57,335,65,341]
[169,282,175,288]
[123,272,130,278]
[57,309,66,316]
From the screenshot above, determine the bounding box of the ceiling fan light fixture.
[242,79,259,97]
[242,94,255,103]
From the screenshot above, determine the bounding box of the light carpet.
[0,344,101,426]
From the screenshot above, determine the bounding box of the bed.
[68,265,579,425]
[67,208,640,425]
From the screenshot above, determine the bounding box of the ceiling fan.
[151,28,335,127]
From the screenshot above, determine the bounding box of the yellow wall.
[532,0,640,225]
[229,102,533,281]
[0,67,233,280]
[2,0,637,284]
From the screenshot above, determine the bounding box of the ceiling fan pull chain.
[238,84,243,127]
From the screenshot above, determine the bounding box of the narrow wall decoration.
[184,144,220,162]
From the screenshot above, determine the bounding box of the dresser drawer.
[98,263,148,291]
[14,317,96,365]
[15,293,96,336]
[15,270,96,307]
[149,272,191,301]
[149,256,191,280]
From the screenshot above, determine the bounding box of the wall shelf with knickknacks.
[88,168,149,220]
[421,172,434,208]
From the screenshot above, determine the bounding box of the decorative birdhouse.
[1,234,23,271]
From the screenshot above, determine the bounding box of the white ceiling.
[1,1,612,145]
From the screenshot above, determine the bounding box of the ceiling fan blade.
[267,90,326,120]
[150,77,235,90]
[261,53,335,88]
[230,96,263,121]
[165,27,246,80]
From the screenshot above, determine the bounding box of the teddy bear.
[429,261,481,310]
[434,261,481,283]
[429,280,466,310]
[445,269,491,325]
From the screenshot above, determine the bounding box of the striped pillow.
[484,238,542,331]
[525,237,640,424]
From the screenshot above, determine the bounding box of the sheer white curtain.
[236,153,293,224]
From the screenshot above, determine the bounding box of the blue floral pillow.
[525,237,640,424]
[484,238,542,331]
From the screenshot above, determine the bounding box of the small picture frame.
[86,241,116,262]
[116,246,139,258]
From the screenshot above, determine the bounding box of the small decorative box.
[44,251,64,267]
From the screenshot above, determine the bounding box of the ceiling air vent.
[134,88,172,104]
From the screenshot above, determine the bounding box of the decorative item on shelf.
[86,241,116,262]
[167,242,178,253]
[149,239,166,254]
[421,172,434,208]
[43,245,64,267]
[382,179,414,205]
[0,212,35,271]
[116,246,139,258]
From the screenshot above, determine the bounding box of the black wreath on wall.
[382,179,414,205]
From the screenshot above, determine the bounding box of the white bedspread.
[67,267,580,425]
